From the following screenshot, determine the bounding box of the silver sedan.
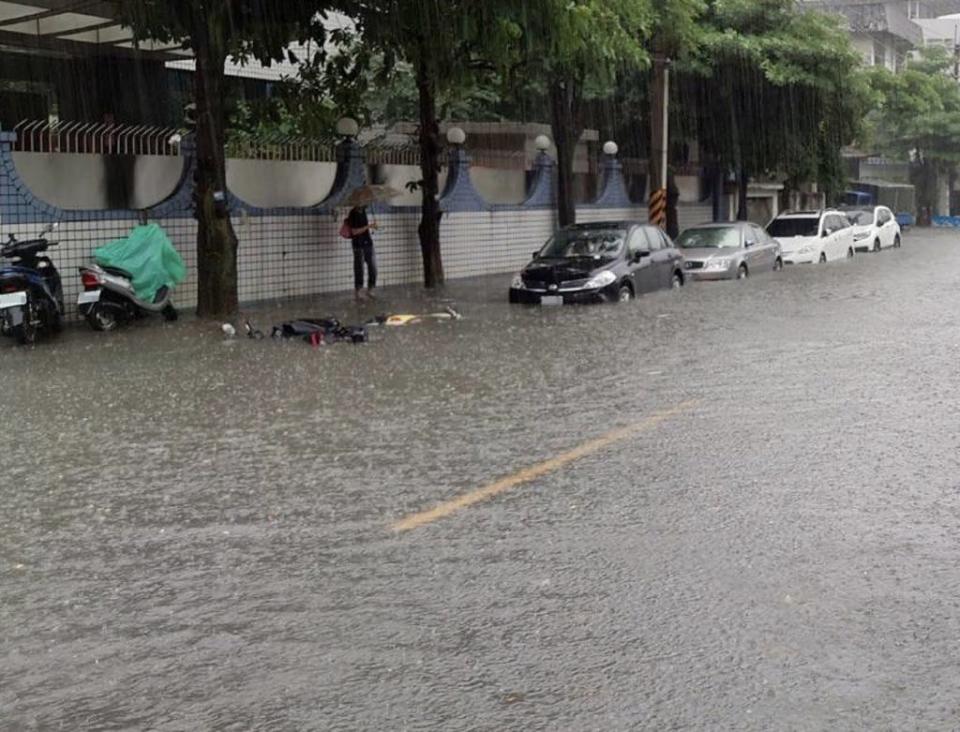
[677,222,783,280]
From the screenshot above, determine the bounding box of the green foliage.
[675,0,869,194]
[508,0,656,79]
[866,46,960,164]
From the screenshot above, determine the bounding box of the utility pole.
[649,56,670,230]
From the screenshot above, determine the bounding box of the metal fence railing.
[225,133,337,162]
[12,119,183,156]
[9,118,567,171]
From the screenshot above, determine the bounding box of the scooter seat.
[102,265,133,279]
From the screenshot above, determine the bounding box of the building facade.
[803,1,960,70]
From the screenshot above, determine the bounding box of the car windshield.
[538,228,626,258]
[767,217,819,238]
[845,209,873,225]
[676,227,741,249]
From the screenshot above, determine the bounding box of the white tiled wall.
[7,202,709,318]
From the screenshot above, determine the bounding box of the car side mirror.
[821,230,829,238]
[531,250,540,260]
[745,240,756,248]
[633,250,650,262]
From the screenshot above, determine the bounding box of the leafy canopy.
[866,46,960,163]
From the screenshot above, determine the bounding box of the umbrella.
[344,184,402,208]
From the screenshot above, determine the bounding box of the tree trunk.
[193,16,238,317]
[416,51,443,288]
[550,77,580,227]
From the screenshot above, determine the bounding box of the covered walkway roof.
[0,0,189,59]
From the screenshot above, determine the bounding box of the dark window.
[768,217,819,238]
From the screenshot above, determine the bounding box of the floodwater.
[3,229,960,730]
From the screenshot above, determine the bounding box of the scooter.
[77,263,178,331]
[0,223,63,345]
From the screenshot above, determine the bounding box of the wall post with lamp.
[520,134,557,209]
[589,140,631,208]
[438,126,487,212]
[319,117,367,209]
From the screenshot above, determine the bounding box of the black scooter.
[0,223,63,345]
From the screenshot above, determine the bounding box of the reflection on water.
[3,232,960,729]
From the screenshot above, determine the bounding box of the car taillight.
[81,271,101,290]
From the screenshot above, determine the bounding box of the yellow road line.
[390,400,699,533]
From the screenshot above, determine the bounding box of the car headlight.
[798,245,815,254]
[585,270,617,289]
[705,258,732,270]
[511,274,524,289]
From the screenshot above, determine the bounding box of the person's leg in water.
[353,244,365,299]
[364,243,378,299]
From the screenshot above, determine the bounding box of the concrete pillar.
[439,143,487,212]
[592,142,631,208]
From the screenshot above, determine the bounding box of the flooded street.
[4,229,960,730]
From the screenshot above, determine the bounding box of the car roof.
[776,211,822,218]
[564,221,643,230]
[685,222,751,229]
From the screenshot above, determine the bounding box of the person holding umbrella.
[344,185,401,300]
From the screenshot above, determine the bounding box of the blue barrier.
[931,215,960,228]
[896,212,915,229]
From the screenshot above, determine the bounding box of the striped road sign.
[649,188,667,228]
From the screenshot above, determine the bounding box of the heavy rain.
[2,1,960,730]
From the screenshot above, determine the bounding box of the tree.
[118,1,326,316]
[678,0,868,216]
[866,46,960,214]
[335,1,515,288]
[503,0,654,226]
[277,37,506,131]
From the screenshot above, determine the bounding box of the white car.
[766,210,856,265]
[844,206,902,253]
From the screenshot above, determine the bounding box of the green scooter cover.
[93,223,186,302]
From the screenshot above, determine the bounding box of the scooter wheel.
[162,303,178,322]
[86,304,119,332]
[13,322,36,345]
[48,309,63,334]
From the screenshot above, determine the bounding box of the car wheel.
[819,252,827,264]
[894,234,901,248]
[671,272,683,289]
[773,257,783,272]
[737,264,748,280]
[617,285,633,302]
[873,239,881,253]
[847,247,854,259]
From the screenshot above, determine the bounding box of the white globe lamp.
[335,117,360,138]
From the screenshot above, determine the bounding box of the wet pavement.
[3,228,960,730]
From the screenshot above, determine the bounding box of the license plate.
[540,296,563,306]
[77,290,101,305]
[0,291,27,308]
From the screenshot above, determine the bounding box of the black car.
[509,221,685,304]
